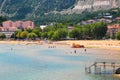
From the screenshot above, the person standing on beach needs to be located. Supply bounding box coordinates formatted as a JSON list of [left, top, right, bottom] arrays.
[[74, 50, 76, 53], [11, 48, 13, 51], [84, 49, 86, 52]]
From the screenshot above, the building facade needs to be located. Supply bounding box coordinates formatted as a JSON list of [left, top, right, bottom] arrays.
[[1, 20, 35, 31], [107, 24, 120, 38]]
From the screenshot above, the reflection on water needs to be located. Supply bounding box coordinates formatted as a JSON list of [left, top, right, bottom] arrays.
[[0, 44, 120, 80]]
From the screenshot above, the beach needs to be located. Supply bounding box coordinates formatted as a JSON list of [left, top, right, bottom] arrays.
[[56, 40, 120, 51], [0, 40, 119, 51]]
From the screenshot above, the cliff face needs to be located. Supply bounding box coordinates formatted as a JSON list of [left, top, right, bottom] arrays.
[[64, 0, 119, 14], [0, 0, 119, 20]]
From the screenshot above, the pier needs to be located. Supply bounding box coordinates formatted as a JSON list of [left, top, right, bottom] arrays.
[[85, 60, 120, 74]]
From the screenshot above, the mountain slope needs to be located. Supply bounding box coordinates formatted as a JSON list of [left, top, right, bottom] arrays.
[[0, 0, 120, 24], [0, 0, 76, 19], [56, 0, 120, 14]]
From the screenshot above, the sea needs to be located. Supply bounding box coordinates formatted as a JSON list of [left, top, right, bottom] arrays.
[[0, 43, 120, 80]]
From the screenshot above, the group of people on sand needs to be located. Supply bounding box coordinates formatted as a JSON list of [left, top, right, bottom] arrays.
[[66, 48, 87, 54], [48, 46, 56, 48], [74, 49, 86, 53]]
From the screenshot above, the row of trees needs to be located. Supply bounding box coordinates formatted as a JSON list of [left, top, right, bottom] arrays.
[[1, 22, 120, 40], [12, 23, 68, 40], [12, 28, 41, 40], [9, 22, 108, 40], [69, 22, 107, 40]]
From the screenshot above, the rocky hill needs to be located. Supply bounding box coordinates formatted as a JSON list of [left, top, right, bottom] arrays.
[[0, 0, 120, 24], [58, 0, 120, 14]]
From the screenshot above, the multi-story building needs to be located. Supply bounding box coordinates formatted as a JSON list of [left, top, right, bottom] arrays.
[[0, 20, 35, 38], [107, 24, 120, 38], [1, 20, 35, 31], [23, 21, 34, 29], [14, 21, 23, 28]]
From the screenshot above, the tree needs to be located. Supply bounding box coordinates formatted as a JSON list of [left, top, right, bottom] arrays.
[[0, 33, 6, 39], [116, 32, 120, 40], [57, 29, 68, 40], [48, 31, 54, 40], [51, 31, 59, 41], [54, 23, 67, 29], [82, 25, 92, 39], [69, 28, 78, 39], [41, 32, 48, 39], [91, 22, 107, 39], [27, 32, 38, 40], [20, 31, 28, 39], [69, 28, 82, 40], [26, 28, 33, 33], [32, 27, 42, 38], [16, 30, 22, 39], [43, 26, 55, 32]]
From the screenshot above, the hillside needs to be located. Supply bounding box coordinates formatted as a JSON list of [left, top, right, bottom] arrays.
[[57, 0, 120, 14], [0, 0, 120, 25], [0, 0, 76, 19]]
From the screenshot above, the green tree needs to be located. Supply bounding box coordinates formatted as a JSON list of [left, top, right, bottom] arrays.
[[20, 31, 28, 39], [26, 28, 33, 33], [82, 25, 92, 39], [91, 22, 107, 39], [41, 32, 48, 39], [116, 32, 120, 40], [0, 33, 6, 39], [57, 29, 68, 39], [48, 31, 54, 40], [69, 28, 78, 39], [43, 26, 55, 32], [54, 23, 67, 29], [52, 31, 59, 41], [69, 28, 82, 40], [16, 30, 22, 39], [27, 32, 38, 40], [32, 27, 42, 38]]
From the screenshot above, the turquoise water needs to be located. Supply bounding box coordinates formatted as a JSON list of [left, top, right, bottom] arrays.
[[0, 44, 120, 80]]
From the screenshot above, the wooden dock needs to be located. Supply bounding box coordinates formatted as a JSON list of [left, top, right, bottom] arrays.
[[85, 60, 120, 74]]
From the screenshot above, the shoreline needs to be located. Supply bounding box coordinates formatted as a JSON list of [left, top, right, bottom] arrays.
[[55, 40, 120, 51], [0, 40, 120, 51]]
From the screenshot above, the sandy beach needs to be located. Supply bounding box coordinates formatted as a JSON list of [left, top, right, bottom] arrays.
[[57, 40, 120, 51], [0, 40, 120, 51]]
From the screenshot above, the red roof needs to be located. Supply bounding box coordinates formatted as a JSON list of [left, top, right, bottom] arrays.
[[108, 24, 120, 29]]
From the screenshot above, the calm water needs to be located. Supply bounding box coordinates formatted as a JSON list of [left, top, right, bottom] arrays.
[[0, 43, 120, 80]]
